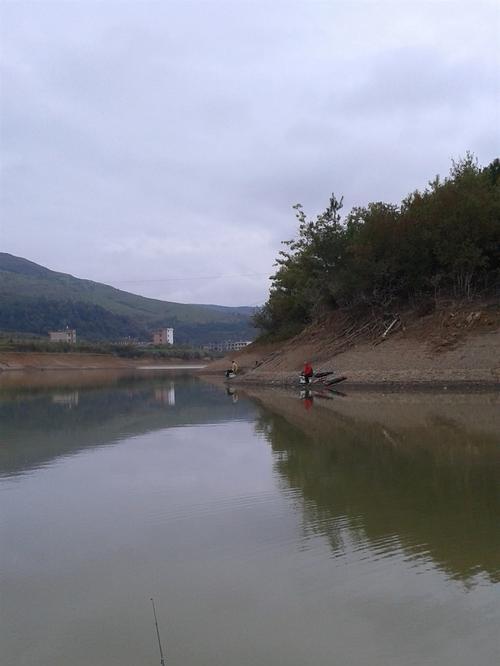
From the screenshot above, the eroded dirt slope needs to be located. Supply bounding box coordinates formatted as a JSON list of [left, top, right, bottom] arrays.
[[207, 301, 500, 384]]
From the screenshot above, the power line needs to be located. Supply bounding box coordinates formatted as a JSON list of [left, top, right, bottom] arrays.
[[111, 272, 271, 284]]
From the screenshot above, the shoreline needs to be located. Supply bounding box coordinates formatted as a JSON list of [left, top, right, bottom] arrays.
[[2, 330, 500, 393], [204, 373, 500, 393], [0, 351, 205, 372], [202, 307, 500, 391]]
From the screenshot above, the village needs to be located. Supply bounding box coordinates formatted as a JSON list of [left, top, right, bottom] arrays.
[[47, 326, 252, 353]]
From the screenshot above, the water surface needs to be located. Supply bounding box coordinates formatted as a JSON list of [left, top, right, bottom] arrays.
[[1, 373, 499, 665]]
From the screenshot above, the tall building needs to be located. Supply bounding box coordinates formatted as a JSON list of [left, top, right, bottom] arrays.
[[153, 328, 174, 345], [49, 329, 77, 343]]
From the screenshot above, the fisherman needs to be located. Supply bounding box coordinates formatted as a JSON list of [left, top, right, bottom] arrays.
[[225, 360, 239, 378], [302, 361, 314, 384]]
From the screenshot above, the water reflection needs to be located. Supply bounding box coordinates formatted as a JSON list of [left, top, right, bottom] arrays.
[[252, 389, 500, 584], [51, 391, 80, 407], [226, 386, 239, 403], [0, 373, 255, 479], [1, 374, 499, 666], [155, 382, 176, 406], [2, 374, 498, 586]]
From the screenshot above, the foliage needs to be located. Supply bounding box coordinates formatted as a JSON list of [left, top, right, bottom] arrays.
[[0, 297, 148, 341], [254, 154, 500, 337]]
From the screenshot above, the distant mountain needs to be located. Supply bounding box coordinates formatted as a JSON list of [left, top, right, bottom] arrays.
[[0, 253, 257, 345]]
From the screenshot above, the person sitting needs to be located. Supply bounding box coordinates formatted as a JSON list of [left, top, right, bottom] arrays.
[[225, 360, 239, 378], [301, 361, 314, 384]]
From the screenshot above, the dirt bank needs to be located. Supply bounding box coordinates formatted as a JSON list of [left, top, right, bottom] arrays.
[[0, 351, 204, 372], [205, 300, 500, 386]]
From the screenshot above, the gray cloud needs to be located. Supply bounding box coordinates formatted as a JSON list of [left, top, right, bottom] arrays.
[[1, 1, 499, 305]]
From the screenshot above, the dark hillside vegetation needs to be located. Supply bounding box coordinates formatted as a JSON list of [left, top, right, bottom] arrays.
[[0, 297, 149, 341], [254, 155, 500, 339]]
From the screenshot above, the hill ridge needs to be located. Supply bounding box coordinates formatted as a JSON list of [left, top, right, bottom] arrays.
[[0, 253, 256, 344]]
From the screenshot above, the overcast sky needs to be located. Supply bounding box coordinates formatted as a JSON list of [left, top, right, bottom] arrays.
[[1, 1, 499, 306]]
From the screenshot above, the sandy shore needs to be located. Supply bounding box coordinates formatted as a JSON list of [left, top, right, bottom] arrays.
[[203, 304, 500, 388]]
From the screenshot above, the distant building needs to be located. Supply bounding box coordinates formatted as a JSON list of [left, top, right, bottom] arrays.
[[203, 340, 252, 352], [153, 328, 174, 345], [225, 340, 252, 352], [49, 329, 76, 343], [116, 337, 139, 346], [202, 342, 224, 352]]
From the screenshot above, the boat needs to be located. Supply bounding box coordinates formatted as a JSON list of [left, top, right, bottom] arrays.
[[299, 370, 347, 387]]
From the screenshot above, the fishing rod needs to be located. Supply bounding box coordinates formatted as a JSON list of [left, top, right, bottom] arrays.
[[150, 597, 166, 666]]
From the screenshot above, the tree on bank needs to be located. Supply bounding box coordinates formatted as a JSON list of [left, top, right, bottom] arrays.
[[254, 154, 500, 338]]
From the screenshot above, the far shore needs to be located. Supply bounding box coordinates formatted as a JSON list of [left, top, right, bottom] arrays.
[[2, 312, 500, 393], [0, 351, 206, 372]]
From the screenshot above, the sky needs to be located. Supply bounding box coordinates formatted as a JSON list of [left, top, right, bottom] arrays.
[[1, 1, 499, 306]]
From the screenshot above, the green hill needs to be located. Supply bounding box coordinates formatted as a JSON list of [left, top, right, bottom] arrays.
[[0, 253, 256, 345]]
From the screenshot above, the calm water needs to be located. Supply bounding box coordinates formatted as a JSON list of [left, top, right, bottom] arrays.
[[1, 372, 499, 666]]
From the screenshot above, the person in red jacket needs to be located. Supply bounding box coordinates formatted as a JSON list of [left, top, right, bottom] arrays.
[[302, 361, 314, 384]]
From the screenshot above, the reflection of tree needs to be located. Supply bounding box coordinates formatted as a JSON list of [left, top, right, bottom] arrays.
[[255, 401, 500, 584]]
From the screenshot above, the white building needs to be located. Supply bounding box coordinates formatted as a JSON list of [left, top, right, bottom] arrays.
[[153, 328, 174, 345], [225, 340, 252, 351], [204, 340, 252, 352], [49, 329, 76, 343]]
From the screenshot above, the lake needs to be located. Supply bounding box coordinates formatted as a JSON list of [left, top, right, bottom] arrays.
[[1, 372, 499, 666]]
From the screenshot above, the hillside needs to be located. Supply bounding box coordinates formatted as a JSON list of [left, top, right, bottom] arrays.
[[210, 155, 500, 386], [207, 299, 500, 385], [0, 253, 256, 344]]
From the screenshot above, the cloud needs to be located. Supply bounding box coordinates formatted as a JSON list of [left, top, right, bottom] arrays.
[[1, 1, 499, 305]]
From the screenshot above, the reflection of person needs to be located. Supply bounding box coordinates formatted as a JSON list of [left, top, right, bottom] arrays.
[[302, 361, 314, 384], [225, 387, 239, 403], [303, 395, 313, 410]]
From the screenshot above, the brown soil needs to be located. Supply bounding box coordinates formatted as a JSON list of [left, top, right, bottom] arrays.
[[205, 300, 500, 385]]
